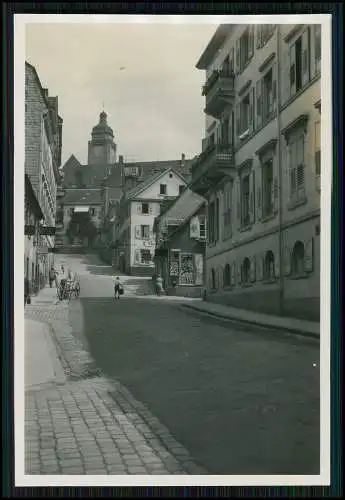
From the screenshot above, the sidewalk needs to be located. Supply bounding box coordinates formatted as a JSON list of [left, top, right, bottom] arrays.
[[182, 301, 320, 339], [24, 287, 206, 475], [25, 319, 65, 391]]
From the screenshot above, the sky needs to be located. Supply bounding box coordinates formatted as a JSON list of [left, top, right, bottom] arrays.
[[25, 20, 217, 166]]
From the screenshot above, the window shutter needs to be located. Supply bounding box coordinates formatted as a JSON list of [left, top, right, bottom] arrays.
[[249, 171, 255, 224], [149, 227, 154, 240], [257, 166, 262, 220], [304, 238, 314, 272], [272, 62, 277, 111], [256, 25, 262, 49], [237, 262, 242, 284], [256, 80, 262, 129], [219, 266, 224, 289], [273, 176, 279, 213], [301, 27, 310, 87], [250, 256, 256, 282], [231, 263, 236, 286], [135, 225, 141, 239], [134, 249, 140, 263], [137, 203, 142, 214], [236, 103, 241, 138], [274, 252, 280, 278], [236, 178, 241, 230], [229, 46, 234, 73], [215, 197, 220, 241], [249, 87, 255, 133], [249, 25, 255, 59], [190, 216, 200, 239], [258, 254, 264, 281], [148, 204, 153, 215], [283, 246, 292, 276], [289, 44, 296, 96], [235, 38, 241, 74]]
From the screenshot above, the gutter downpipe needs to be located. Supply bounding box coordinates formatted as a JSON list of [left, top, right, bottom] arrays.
[[276, 25, 284, 316]]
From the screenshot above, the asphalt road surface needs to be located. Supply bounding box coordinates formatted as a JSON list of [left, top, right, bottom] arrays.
[[66, 254, 320, 475]]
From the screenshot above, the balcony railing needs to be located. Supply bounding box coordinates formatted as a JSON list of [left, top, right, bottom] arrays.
[[202, 70, 235, 119], [192, 143, 235, 189]]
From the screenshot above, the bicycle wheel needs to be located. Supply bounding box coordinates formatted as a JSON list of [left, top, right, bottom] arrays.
[[75, 282, 80, 297]]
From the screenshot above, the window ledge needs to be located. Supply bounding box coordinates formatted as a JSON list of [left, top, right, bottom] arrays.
[[236, 112, 277, 152], [208, 241, 218, 248], [261, 213, 276, 223], [287, 196, 308, 211], [280, 74, 321, 113], [240, 224, 253, 233], [290, 273, 309, 280], [263, 278, 278, 285]]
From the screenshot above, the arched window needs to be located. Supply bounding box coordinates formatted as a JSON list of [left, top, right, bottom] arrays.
[[211, 268, 216, 289], [264, 251, 275, 280], [242, 258, 251, 284], [292, 241, 305, 276], [223, 264, 231, 287]]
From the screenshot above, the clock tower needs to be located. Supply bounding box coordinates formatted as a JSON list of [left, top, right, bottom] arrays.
[[87, 111, 117, 165]]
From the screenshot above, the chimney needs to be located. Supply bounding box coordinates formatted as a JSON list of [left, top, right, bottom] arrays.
[[181, 153, 186, 166]]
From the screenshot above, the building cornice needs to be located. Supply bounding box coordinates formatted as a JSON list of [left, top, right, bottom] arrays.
[[255, 138, 278, 159], [196, 25, 235, 70], [281, 114, 309, 141], [259, 52, 276, 73]]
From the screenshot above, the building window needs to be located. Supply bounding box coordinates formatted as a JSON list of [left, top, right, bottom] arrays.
[[240, 28, 251, 71], [223, 181, 233, 238], [160, 184, 167, 195], [141, 202, 149, 214], [262, 159, 274, 217], [223, 264, 231, 287], [140, 249, 151, 264], [179, 185, 185, 195], [315, 121, 321, 177], [289, 134, 305, 202], [290, 29, 310, 96], [90, 208, 95, 216], [262, 68, 274, 120], [292, 241, 305, 276], [314, 25, 321, 74], [241, 175, 250, 228], [240, 93, 250, 135], [198, 215, 207, 240], [242, 258, 251, 284], [211, 268, 216, 289], [208, 201, 215, 243], [264, 251, 275, 280], [141, 225, 150, 239]]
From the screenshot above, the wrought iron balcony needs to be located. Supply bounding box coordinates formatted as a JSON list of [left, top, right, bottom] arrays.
[[202, 70, 235, 119], [190, 143, 235, 196]]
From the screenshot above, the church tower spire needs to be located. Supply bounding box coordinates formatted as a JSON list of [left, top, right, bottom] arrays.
[[87, 111, 117, 165]]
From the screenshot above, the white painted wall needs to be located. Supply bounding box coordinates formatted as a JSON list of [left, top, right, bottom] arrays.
[[139, 171, 186, 200]]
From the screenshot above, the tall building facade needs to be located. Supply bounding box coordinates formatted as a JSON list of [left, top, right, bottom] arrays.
[[191, 24, 321, 321], [25, 61, 63, 288]]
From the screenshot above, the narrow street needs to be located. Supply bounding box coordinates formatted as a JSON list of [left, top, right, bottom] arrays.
[[56, 253, 321, 475]]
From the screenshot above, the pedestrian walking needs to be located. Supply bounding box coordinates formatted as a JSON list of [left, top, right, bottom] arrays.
[[24, 275, 30, 306], [114, 276, 123, 300], [49, 266, 57, 288]]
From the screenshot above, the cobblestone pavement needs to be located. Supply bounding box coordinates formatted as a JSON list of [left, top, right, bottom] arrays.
[[25, 301, 206, 475]]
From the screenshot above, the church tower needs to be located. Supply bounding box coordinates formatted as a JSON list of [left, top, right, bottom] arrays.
[[87, 111, 117, 165]]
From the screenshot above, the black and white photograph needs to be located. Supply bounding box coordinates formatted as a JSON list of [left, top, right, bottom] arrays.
[[15, 14, 331, 486]]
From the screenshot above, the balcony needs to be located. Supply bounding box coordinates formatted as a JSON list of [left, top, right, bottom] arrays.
[[202, 70, 235, 119], [191, 143, 235, 196]]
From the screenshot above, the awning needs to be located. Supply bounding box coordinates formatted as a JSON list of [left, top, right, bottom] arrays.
[[74, 206, 90, 213]]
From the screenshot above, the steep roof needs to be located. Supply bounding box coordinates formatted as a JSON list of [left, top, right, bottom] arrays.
[[155, 188, 205, 229], [125, 168, 188, 200], [62, 188, 102, 205], [196, 25, 235, 70]]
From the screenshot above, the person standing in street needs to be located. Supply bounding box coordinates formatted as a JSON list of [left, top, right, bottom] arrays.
[[113, 276, 123, 300], [24, 275, 30, 306], [49, 266, 57, 288]]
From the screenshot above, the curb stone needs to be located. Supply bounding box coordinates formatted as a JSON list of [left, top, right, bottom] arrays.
[[181, 303, 320, 340]]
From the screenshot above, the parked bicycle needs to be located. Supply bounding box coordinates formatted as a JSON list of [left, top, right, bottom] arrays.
[[57, 278, 80, 301]]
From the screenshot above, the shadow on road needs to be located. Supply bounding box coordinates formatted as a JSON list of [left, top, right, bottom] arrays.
[[84, 265, 116, 276]]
